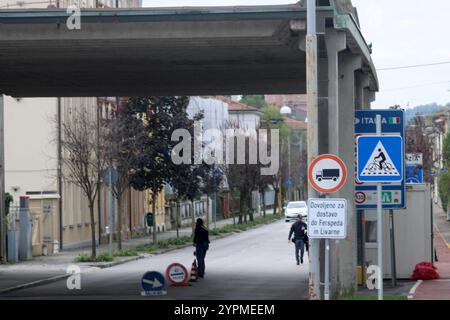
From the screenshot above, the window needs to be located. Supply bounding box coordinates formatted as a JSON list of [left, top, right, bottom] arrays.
[[287, 202, 307, 209]]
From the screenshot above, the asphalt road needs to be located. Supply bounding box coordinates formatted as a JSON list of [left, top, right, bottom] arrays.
[[1, 220, 309, 300]]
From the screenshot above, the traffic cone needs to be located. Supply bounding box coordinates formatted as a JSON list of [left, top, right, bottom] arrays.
[[190, 259, 198, 282]]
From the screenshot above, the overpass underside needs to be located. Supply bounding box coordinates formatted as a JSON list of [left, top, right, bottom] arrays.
[[0, 3, 378, 298], [0, 4, 377, 97]]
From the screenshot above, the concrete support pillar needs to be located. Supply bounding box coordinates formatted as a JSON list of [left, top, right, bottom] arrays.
[[330, 51, 362, 297], [325, 30, 347, 156], [355, 71, 370, 111], [364, 89, 376, 109], [0, 94, 5, 263]]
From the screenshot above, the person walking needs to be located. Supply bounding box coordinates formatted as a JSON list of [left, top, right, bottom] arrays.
[[193, 218, 210, 278], [288, 215, 308, 265]]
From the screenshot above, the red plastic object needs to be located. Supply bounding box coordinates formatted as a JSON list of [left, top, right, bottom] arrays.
[[410, 261, 440, 280]]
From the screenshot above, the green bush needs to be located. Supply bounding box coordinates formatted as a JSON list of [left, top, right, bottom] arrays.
[[113, 249, 138, 257], [75, 252, 113, 263], [438, 173, 450, 212], [135, 236, 193, 253]]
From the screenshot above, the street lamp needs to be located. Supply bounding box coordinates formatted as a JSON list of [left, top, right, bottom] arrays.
[[280, 105, 292, 116]]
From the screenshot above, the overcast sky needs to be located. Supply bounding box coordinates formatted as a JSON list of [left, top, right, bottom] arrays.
[[142, 0, 450, 109]]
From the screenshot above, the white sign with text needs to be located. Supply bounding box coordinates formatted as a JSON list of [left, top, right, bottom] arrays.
[[307, 199, 347, 239], [406, 153, 423, 166]]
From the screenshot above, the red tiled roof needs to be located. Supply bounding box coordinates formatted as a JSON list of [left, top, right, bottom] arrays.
[[215, 96, 260, 112], [284, 117, 307, 130]]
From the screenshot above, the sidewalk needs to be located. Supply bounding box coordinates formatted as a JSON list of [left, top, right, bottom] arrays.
[[411, 204, 450, 300], [0, 210, 275, 294]]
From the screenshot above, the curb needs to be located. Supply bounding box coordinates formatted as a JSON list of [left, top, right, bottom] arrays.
[[434, 223, 450, 250], [407, 280, 423, 300], [87, 255, 145, 269], [0, 274, 70, 296]]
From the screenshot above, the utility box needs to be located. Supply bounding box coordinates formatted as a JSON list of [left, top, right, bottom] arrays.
[[365, 184, 433, 279]]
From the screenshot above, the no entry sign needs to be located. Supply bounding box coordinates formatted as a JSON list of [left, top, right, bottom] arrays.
[[308, 154, 347, 194]]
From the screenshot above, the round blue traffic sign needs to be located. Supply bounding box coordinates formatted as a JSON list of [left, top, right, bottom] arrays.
[[141, 271, 165, 292]]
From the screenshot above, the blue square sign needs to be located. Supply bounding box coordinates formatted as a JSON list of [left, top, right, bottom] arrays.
[[357, 135, 404, 182]]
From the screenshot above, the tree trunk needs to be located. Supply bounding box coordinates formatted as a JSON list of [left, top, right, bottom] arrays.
[[89, 204, 97, 258], [206, 195, 210, 228], [117, 195, 123, 250], [152, 192, 157, 244], [248, 193, 254, 222], [128, 187, 132, 238], [238, 194, 244, 224], [273, 188, 278, 216], [262, 191, 266, 217], [176, 201, 180, 238], [191, 200, 195, 236]]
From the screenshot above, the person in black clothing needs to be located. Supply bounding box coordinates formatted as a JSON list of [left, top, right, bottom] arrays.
[[193, 218, 210, 278], [288, 215, 308, 265]]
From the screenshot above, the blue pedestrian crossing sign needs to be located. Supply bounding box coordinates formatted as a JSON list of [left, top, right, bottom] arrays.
[[357, 135, 404, 182]]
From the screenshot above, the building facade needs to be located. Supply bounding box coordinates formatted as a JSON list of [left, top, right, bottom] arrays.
[[2, 0, 143, 255]]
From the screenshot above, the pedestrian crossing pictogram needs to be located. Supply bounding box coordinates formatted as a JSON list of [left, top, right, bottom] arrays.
[[357, 135, 403, 183], [360, 141, 400, 177]]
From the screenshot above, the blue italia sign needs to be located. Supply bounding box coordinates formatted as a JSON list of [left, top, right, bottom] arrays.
[[355, 110, 406, 209]]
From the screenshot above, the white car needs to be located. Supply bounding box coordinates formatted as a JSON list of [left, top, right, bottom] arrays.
[[284, 201, 308, 222]]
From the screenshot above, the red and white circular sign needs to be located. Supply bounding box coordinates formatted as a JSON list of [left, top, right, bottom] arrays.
[[308, 154, 347, 193], [355, 191, 366, 204], [166, 263, 189, 285]]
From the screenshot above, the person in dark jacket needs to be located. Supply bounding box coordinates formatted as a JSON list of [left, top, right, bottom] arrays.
[[193, 218, 210, 278], [288, 215, 308, 265]]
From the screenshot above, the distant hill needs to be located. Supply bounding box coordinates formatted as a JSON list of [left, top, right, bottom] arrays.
[[405, 102, 450, 123]]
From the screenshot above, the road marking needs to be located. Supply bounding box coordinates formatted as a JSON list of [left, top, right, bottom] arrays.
[[434, 223, 450, 249], [407, 280, 423, 300]]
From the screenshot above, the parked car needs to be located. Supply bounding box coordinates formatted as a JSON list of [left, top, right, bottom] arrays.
[[284, 201, 308, 222]]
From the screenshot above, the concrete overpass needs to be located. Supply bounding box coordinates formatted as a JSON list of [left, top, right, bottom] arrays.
[[0, 3, 376, 96], [0, 1, 378, 298]]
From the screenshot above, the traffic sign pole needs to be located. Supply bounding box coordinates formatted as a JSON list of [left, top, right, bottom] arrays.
[[376, 115, 383, 300], [108, 169, 113, 255], [389, 210, 397, 287], [324, 238, 330, 300], [306, 0, 320, 301]]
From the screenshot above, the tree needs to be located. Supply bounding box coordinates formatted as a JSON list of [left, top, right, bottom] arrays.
[[103, 100, 146, 250], [443, 132, 450, 169], [259, 107, 290, 214], [405, 115, 434, 183], [5, 193, 13, 216], [222, 122, 261, 223], [60, 108, 107, 258], [169, 108, 206, 235], [439, 132, 450, 212], [438, 173, 450, 212], [200, 164, 223, 227], [240, 95, 268, 110], [128, 97, 183, 244], [289, 129, 307, 200], [170, 164, 205, 235]]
